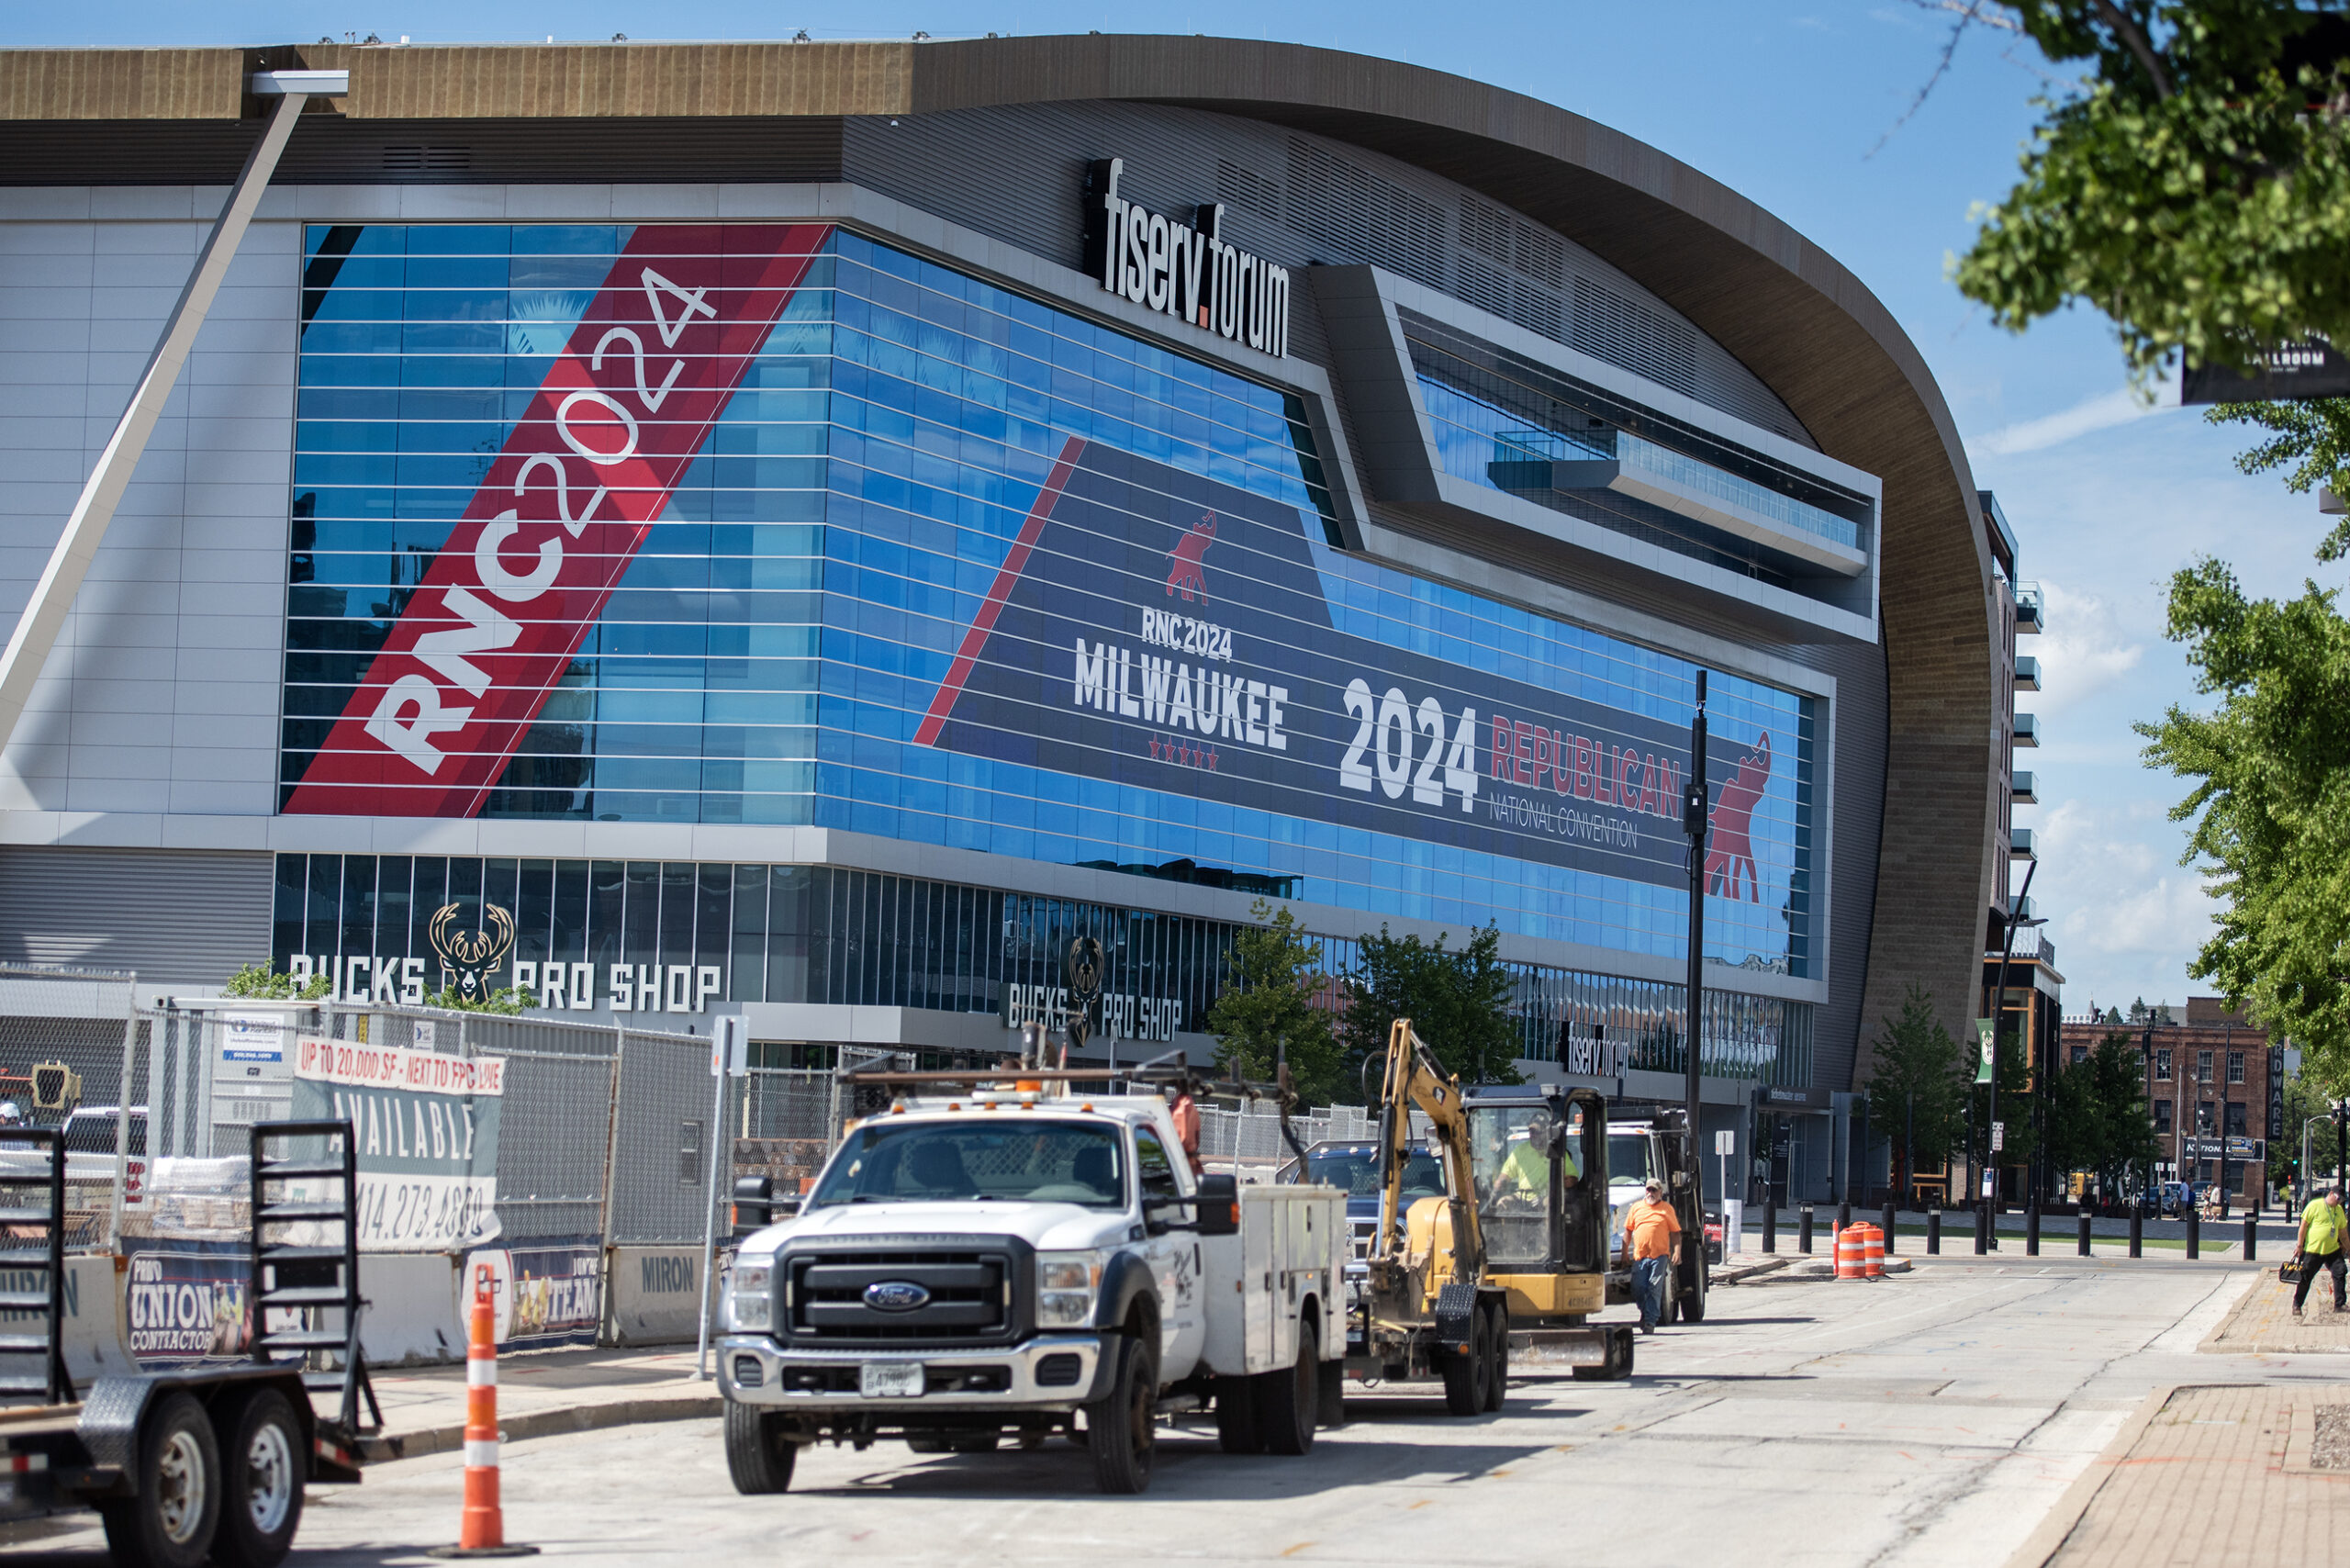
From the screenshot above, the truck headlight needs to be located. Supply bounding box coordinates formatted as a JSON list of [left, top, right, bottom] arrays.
[[729, 1261, 773, 1331], [1035, 1250, 1103, 1328]]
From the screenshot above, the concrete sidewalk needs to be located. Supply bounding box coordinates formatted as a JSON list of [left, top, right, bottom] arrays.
[[339, 1345, 719, 1462], [2006, 1380, 2350, 1568]]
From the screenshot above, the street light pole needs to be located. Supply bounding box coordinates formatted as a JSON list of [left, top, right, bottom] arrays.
[[1986, 858, 2039, 1215], [1681, 670, 1709, 1194]]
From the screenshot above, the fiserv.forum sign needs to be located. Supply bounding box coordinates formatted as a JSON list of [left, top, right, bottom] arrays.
[[1084, 159, 1292, 359]]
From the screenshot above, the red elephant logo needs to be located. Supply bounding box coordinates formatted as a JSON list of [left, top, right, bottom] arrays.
[[1704, 732, 1771, 902], [1166, 512, 1216, 603]]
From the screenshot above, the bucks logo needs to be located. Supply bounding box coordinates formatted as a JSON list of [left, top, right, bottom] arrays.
[[428, 902, 515, 1004]]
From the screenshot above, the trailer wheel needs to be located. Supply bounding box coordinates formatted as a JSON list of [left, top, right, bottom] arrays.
[[1259, 1323, 1318, 1456], [1442, 1310, 1491, 1417], [99, 1391, 220, 1568], [1085, 1335, 1158, 1495], [1214, 1375, 1263, 1454], [1481, 1302, 1508, 1413], [212, 1388, 304, 1568], [722, 1401, 798, 1495]]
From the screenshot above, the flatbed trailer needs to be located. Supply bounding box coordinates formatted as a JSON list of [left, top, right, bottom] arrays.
[[0, 1120, 375, 1567]]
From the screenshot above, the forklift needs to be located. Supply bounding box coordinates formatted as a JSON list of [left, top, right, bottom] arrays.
[[0, 1118, 374, 1567]]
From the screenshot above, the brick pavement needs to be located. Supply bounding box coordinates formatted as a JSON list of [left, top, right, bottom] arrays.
[[2009, 1383, 2350, 1568], [2200, 1267, 2350, 1355]]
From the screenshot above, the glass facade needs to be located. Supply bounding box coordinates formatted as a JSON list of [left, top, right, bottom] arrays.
[[281, 223, 1818, 977], [272, 852, 1811, 1087], [1403, 308, 1872, 579]]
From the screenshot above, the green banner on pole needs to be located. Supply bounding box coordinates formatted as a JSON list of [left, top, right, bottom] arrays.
[[1974, 1017, 1996, 1084]]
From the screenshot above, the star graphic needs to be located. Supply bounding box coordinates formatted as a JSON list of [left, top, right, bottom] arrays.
[[1206, 749, 1219, 770], [1149, 735, 1161, 760]]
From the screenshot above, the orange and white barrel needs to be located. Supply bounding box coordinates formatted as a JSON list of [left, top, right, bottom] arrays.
[[1835, 1225, 1866, 1280], [1862, 1223, 1885, 1278]]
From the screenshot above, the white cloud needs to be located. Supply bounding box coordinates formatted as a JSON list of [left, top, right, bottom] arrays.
[[1972, 386, 2179, 457], [2029, 580, 2143, 714], [2028, 797, 2218, 1010]]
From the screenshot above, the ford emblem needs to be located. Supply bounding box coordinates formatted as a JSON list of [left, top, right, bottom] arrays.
[[864, 1280, 931, 1313]]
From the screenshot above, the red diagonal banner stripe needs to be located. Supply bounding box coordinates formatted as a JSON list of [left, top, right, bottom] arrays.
[[285, 223, 832, 819]]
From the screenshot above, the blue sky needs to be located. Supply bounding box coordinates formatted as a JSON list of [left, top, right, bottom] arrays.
[[16, 1, 2327, 1020]]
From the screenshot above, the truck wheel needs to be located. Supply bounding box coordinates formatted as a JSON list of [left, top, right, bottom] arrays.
[[99, 1392, 220, 1568], [211, 1388, 304, 1568], [1677, 1258, 1708, 1323], [1442, 1311, 1491, 1417], [1481, 1303, 1508, 1412], [1215, 1375, 1263, 1454], [1086, 1335, 1158, 1495], [1259, 1323, 1318, 1456], [723, 1401, 798, 1495]]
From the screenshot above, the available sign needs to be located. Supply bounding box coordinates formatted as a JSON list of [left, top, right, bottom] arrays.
[[291, 1037, 505, 1251]]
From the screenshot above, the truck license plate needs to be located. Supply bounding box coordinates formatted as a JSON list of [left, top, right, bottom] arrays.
[[860, 1362, 924, 1398]]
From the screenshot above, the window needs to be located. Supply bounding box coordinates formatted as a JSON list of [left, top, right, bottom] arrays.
[[1135, 1126, 1181, 1200], [2154, 1100, 2172, 1132], [2154, 1048, 2172, 1081], [2069, 1045, 2087, 1066], [2225, 1103, 2248, 1137], [2197, 1051, 2213, 1082], [2227, 1050, 2245, 1084]]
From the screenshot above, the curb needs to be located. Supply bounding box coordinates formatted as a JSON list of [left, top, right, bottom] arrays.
[[1998, 1382, 2210, 1568], [1716, 1257, 1787, 1285], [357, 1392, 722, 1463]]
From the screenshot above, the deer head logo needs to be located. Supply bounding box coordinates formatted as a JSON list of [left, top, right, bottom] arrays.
[[427, 902, 516, 1004]]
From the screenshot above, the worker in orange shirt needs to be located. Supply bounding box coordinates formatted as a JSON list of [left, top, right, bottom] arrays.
[[1621, 1178, 1682, 1335]]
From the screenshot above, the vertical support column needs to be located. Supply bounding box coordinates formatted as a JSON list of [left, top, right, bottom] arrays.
[[0, 92, 310, 756]]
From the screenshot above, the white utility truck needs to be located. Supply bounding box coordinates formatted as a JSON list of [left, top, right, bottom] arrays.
[[716, 1071, 1346, 1494]]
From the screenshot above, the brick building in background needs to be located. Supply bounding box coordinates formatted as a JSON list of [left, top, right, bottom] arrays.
[[2081, 998, 2283, 1205]]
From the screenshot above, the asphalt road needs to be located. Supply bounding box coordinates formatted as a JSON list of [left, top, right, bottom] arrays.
[[6, 1254, 2327, 1567]]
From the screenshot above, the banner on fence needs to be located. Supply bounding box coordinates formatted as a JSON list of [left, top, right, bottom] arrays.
[[466, 1238, 602, 1350], [292, 1036, 505, 1251], [125, 1240, 254, 1366]]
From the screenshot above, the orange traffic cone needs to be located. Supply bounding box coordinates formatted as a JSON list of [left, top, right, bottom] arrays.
[[429, 1268, 537, 1559]]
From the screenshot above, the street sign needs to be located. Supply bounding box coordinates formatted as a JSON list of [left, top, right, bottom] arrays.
[[1991, 1122, 2006, 1153], [1715, 1130, 1735, 1157], [709, 1014, 748, 1079]]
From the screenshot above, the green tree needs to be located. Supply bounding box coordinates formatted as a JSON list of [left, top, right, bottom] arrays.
[[1946, 3, 2350, 381], [2137, 559, 2350, 1089], [2088, 1031, 2164, 1198], [1338, 924, 1521, 1090], [221, 961, 330, 1001], [2275, 1070, 2346, 1189], [2207, 398, 2350, 559], [419, 983, 534, 1015], [1204, 902, 1344, 1104], [1863, 986, 1967, 1195]]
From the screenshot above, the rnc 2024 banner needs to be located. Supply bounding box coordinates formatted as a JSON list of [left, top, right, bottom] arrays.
[[912, 436, 1784, 900]]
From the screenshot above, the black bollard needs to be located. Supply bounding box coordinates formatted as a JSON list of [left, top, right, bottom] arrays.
[[2129, 1203, 2143, 1258], [1837, 1201, 1852, 1238], [2186, 1207, 2199, 1260], [1882, 1201, 1897, 1256], [1762, 1198, 1777, 1253], [1974, 1204, 1989, 1255], [2244, 1214, 2257, 1262], [2078, 1211, 2092, 1257], [1927, 1208, 1942, 1255], [1799, 1204, 1815, 1255], [2026, 1204, 2041, 1256]]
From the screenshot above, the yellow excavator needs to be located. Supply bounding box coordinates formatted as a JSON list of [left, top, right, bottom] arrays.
[[1344, 1018, 1632, 1412]]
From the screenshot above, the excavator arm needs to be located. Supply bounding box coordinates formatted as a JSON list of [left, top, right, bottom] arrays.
[[1372, 1017, 1483, 1283]]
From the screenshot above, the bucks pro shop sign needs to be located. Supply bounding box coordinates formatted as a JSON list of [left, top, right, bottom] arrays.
[[292, 1037, 505, 1251]]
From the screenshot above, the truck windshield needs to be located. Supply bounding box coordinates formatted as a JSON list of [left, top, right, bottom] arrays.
[[807, 1122, 1126, 1209], [1304, 1149, 1446, 1199], [1607, 1134, 1652, 1190]]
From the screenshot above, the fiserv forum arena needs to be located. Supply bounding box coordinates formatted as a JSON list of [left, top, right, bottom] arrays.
[[0, 37, 2011, 1201]]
